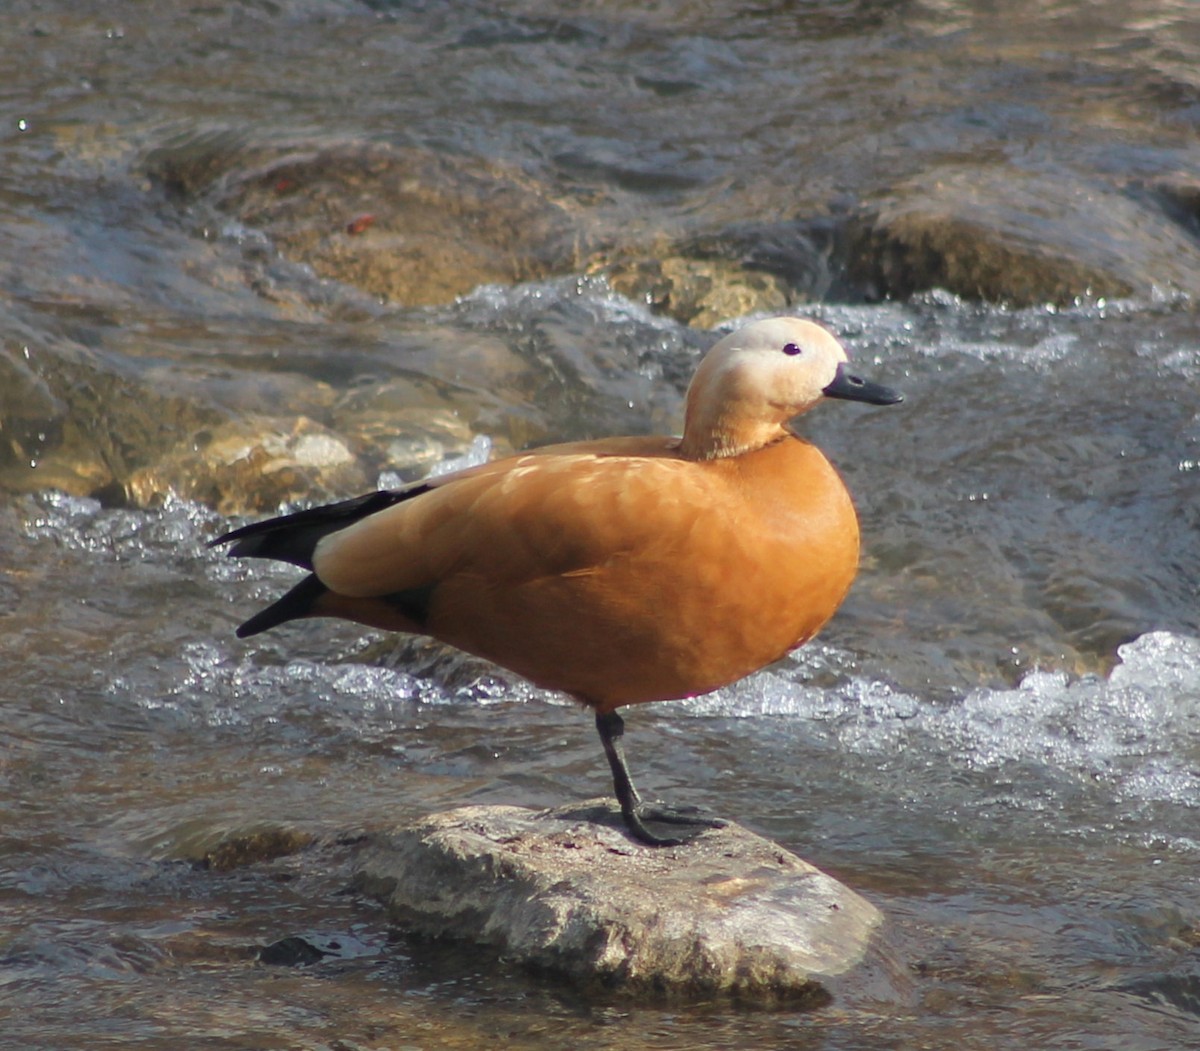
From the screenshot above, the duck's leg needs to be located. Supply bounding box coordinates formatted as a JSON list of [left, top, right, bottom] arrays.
[[594, 710, 726, 847]]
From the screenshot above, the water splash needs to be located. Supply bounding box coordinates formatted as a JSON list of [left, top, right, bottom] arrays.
[[678, 632, 1200, 835]]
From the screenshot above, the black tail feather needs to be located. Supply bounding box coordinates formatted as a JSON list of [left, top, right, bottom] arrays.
[[236, 574, 328, 638], [209, 485, 431, 569]]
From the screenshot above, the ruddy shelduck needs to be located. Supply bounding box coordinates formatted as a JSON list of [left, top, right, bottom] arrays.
[[210, 317, 902, 845]]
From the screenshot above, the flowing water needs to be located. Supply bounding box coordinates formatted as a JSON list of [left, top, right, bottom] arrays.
[[3, 2, 1200, 1049]]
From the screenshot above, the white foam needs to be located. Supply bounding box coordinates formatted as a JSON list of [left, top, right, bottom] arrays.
[[426, 433, 493, 478], [681, 632, 1200, 811], [148, 640, 431, 729]]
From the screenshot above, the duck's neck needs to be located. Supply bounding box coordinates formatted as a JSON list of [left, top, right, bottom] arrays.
[[678, 415, 790, 461]]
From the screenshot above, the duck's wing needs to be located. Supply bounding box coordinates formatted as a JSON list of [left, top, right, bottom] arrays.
[[310, 438, 683, 600], [207, 486, 435, 568], [210, 435, 680, 639]]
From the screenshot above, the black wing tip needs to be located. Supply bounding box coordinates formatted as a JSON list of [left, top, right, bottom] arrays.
[[205, 531, 270, 562], [206, 519, 271, 551], [233, 574, 328, 638], [235, 614, 277, 638], [206, 486, 428, 557]]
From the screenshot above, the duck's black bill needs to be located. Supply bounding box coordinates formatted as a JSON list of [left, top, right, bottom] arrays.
[[823, 363, 903, 406]]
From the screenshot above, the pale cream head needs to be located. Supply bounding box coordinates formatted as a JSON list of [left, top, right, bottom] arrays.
[[679, 317, 851, 460]]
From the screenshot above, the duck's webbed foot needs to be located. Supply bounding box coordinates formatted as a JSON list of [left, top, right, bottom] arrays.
[[627, 802, 727, 847], [594, 710, 727, 848]]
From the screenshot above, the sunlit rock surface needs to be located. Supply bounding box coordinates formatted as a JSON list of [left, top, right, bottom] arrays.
[[602, 254, 794, 328], [355, 801, 905, 1004], [145, 137, 587, 307]]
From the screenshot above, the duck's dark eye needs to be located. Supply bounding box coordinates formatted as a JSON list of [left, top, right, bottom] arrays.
[[782, 342, 802, 356]]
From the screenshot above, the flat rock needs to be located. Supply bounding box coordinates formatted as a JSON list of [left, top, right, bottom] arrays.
[[354, 801, 907, 1005]]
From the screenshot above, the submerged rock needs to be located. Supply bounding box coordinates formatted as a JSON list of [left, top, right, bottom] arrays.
[[354, 801, 905, 1005], [258, 934, 330, 967], [147, 136, 586, 307], [0, 336, 226, 502], [123, 416, 369, 514], [844, 165, 1200, 305], [164, 822, 315, 872]]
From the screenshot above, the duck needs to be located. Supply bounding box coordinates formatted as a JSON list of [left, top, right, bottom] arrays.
[[209, 316, 902, 845]]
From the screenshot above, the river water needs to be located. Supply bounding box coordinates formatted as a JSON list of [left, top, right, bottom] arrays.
[[3, 2, 1200, 1049]]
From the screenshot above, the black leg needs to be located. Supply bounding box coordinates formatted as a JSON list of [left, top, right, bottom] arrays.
[[594, 710, 725, 847]]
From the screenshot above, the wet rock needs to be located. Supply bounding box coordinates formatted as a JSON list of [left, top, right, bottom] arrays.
[[354, 801, 904, 1004], [603, 254, 793, 327], [259, 934, 330, 967], [0, 343, 70, 487], [123, 416, 368, 514], [2, 438, 116, 500], [0, 336, 225, 501], [843, 166, 1200, 305], [257, 930, 380, 968], [197, 824, 315, 873], [598, 219, 848, 325], [145, 134, 839, 327], [147, 135, 586, 307], [1137, 173, 1200, 240], [327, 334, 521, 475], [338, 402, 478, 481], [1117, 970, 1200, 1017]]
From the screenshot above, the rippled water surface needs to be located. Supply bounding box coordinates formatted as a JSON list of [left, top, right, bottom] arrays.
[[3, 2, 1200, 1049]]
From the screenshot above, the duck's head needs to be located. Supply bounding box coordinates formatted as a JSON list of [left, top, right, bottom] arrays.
[[680, 316, 902, 460]]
